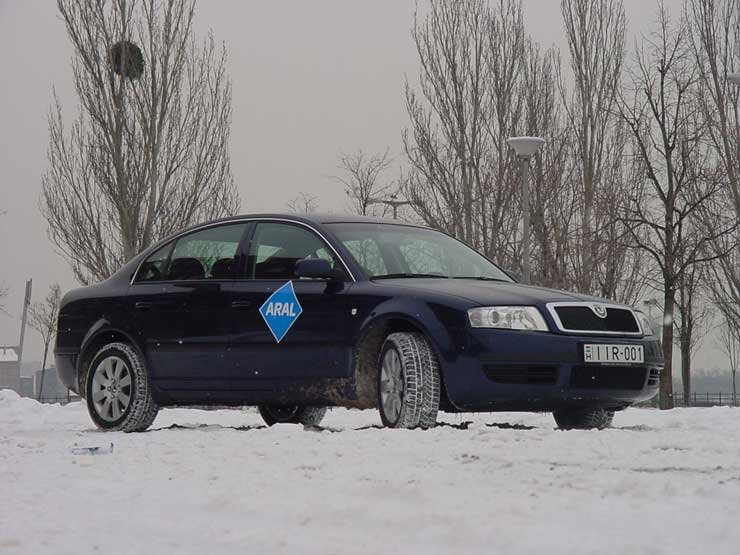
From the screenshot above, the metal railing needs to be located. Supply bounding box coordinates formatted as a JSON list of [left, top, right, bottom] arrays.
[[671, 392, 737, 407]]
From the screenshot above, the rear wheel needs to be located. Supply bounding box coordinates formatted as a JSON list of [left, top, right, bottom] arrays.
[[553, 408, 614, 430], [85, 342, 159, 432], [258, 405, 327, 426], [378, 332, 440, 429]]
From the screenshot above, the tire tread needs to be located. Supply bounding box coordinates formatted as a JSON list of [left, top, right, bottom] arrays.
[[380, 332, 440, 429], [86, 342, 159, 433]]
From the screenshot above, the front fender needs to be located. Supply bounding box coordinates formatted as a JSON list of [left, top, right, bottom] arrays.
[[355, 297, 455, 357], [349, 296, 471, 409]]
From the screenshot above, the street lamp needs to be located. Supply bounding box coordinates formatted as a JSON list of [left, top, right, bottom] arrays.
[[642, 298, 660, 320], [728, 72, 740, 85], [368, 193, 412, 219], [507, 136, 546, 285]]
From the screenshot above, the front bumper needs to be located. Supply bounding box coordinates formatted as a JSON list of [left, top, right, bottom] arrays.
[[442, 329, 662, 412]]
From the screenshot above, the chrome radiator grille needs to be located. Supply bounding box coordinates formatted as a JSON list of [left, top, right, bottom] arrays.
[[546, 302, 642, 336]]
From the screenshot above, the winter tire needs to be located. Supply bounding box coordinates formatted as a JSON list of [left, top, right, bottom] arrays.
[[85, 342, 159, 432], [378, 332, 440, 429], [258, 405, 327, 426], [553, 408, 614, 430]]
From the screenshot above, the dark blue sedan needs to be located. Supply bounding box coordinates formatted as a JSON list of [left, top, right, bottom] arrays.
[[54, 213, 662, 432]]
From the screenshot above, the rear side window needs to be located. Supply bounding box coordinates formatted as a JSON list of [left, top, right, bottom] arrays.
[[135, 223, 247, 282]]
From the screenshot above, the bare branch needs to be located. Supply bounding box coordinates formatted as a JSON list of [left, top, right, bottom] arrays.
[[43, 0, 239, 285]]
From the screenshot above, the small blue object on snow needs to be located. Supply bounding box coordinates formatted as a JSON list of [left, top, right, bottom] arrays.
[[71, 442, 114, 455], [259, 281, 303, 343]]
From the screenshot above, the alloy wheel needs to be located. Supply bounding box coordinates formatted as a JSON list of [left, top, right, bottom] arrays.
[[91, 356, 132, 422], [380, 347, 404, 423]]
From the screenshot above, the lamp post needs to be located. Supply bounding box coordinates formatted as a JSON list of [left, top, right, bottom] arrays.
[[368, 194, 412, 219], [507, 137, 546, 285], [642, 298, 660, 320]]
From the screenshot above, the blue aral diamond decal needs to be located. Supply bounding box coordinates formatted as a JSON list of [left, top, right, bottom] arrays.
[[259, 281, 303, 343]]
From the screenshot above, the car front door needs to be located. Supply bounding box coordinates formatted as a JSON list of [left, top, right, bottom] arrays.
[[128, 222, 249, 391], [227, 221, 352, 390]]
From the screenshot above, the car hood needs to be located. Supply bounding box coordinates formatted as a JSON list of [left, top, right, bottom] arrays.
[[373, 278, 613, 307]]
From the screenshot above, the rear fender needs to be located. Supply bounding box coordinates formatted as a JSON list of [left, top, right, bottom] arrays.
[[76, 320, 144, 391]]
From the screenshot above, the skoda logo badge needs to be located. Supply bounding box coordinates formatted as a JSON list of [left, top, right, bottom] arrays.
[[591, 304, 608, 319]]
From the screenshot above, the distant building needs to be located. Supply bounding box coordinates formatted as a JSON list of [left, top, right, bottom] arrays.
[[0, 346, 20, 392]]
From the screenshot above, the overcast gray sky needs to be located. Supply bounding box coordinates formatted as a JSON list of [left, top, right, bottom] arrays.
[[0, 0, 725, 371]]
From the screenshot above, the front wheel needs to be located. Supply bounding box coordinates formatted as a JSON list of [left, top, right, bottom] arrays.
[[258, 405, 327, 426], [378, 332, 440, 429], [553, 408, 614, 430]]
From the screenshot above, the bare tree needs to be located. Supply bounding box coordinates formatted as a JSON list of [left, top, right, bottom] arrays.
[[28, 284, 62, 402], [42, 0, 239, 285], [559, 0, 631, 296], [617, 3, 730, 408], [687, 0, 740, 215], [403, 0, 525, 270], [717, 316, 740, 406], [686, 0, 740, 332], [0, 284, 8, 312], [521, 40, 576, 289], [286, 193, 319, 214], [674, 263, 712, 405], [336, 149, 394, 216]]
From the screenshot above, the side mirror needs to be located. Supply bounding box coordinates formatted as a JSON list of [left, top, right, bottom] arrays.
[[295, 258, 335, 279]]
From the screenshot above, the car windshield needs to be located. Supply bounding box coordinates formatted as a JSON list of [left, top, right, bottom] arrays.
[[327, 223, 513, 282]]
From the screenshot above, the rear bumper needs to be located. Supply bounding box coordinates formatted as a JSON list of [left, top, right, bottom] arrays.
[[441, 329, 662, 412], [54, 350, 79, 395]]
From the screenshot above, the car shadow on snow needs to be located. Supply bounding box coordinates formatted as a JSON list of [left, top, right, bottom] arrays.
[[147, 423, 268, 432], [351, 421, 537, 431]]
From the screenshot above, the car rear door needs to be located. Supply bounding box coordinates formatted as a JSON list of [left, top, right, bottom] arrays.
[[226, 221, 353, 390], [128, 222, 249, 391]]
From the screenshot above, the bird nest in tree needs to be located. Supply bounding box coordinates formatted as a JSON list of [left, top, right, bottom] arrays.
[[108, 41, 144, 79]]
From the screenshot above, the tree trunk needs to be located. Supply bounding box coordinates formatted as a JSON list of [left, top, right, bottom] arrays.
[[733, 371, 737, 407], [660, 284, 675, 410], [681, 337, 691, 407], [580, 171, 593, 294], [37, 341, 49, 402]]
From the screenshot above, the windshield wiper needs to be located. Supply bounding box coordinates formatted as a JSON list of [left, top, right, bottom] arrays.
[[372, 273, 450, 280], [452, 276, 508, 282]]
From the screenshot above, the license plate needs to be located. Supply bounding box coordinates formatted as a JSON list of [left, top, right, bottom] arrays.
[[583, 344, 644, 364]]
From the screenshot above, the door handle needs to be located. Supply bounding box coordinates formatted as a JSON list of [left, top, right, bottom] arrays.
[[231, 300, 252, 309], [134, 301, 153, 310]]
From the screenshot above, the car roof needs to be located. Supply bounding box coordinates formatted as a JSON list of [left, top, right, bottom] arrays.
[[215, 212, 427, 228]]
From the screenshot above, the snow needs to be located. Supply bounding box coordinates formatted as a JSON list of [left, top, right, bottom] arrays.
[[2, 389, 740, 555]]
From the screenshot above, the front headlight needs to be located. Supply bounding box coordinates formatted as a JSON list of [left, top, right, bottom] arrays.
[[634, 310, 656, 336], [468, 306, 549, 332]]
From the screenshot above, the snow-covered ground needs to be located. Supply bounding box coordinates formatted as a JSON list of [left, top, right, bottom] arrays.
[[2, 390, 740, 555]]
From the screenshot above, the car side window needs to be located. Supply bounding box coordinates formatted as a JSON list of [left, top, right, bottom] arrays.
[[135, 223, 247, 282], [136, 243, 173, 282], [247, 222, 344, 280]]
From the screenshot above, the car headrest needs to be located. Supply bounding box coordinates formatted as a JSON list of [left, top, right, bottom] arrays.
[[168, 257, 205, 280], [210, 257, 236, 279]]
